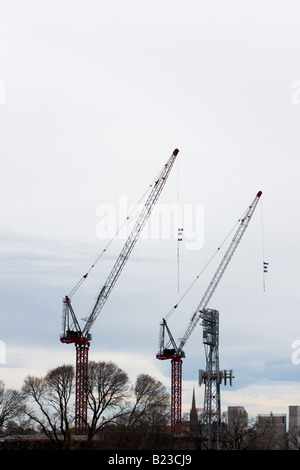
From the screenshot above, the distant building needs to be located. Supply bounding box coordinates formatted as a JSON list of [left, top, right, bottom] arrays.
[[288, 406, 300, 449], [227, 406, 248, 429], [256, 412, 287, 450], [289, 406, 300, 429], [258, 412, 286, 429]]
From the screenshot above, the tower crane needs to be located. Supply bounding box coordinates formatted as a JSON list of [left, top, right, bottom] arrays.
[[157, 190, 262, 435], [61, 148, 179, 435]]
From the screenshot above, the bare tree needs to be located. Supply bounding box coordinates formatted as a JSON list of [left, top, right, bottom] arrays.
[[113, 373, 170, 449], [224, 412, 273, 450], [22, 365, 74, 449], [249, 417, 287, 450], [0, 380, 26, 437], [16, 364, 170, 450], [224, 411, 250, 450], [126, 373, 169, 428], [288, 428, 300, 450], [86, 360, 129, 441]]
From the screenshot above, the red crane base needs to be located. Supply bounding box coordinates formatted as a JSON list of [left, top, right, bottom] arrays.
[[75, 339, 90, 435], [171, 357, 182, 435]]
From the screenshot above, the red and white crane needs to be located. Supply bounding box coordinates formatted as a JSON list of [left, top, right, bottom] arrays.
[[61, 148, 179, 435], [157, 190, 262, 435]]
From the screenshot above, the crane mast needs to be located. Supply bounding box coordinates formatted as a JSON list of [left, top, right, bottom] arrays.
[[157, 190, 262, 435], [61, 148, 179, 435]]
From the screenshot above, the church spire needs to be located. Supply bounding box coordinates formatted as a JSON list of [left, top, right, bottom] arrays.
[[190, 387, 198, 424]]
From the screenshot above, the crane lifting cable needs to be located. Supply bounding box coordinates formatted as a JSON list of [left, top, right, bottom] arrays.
[[176, 154, 182, 294], [158, 190, 263, 354], [261, 199, 269, 292], [164, 214, 242, 322]]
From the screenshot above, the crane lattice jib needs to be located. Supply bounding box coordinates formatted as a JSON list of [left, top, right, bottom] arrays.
[[82, 149, 179, 337], [177, 190, 262, 353]]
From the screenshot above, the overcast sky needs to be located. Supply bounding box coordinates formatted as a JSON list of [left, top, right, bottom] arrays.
[[1, 0, 300, 421]]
